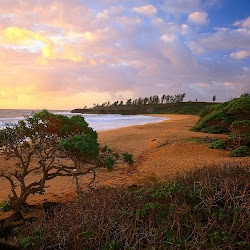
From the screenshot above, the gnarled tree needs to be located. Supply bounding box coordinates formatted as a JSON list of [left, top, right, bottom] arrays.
[[0, 110, 133, 211]]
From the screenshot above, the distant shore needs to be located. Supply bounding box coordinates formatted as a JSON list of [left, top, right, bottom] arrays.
[[1, 114, 249, 218]]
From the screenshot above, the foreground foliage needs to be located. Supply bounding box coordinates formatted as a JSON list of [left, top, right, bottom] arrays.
[[0, 110, 133, 211], [9, 162, 250, 249]]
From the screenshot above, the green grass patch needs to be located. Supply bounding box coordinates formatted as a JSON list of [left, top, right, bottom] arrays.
[[229, 146, 249, 157]]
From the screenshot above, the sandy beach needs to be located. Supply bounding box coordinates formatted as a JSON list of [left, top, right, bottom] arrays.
[[0, 114, 249, 217]]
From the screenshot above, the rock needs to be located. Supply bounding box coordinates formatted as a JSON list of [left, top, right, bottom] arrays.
[[204, 136, 213, 143], [129, 184, 138, 188]]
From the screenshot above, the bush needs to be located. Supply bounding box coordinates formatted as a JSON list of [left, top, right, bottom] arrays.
[[191, 110, 233, 133], [122, 153, 135, 166], [201, 125, 227, 134], [209, 140, 226, 149], [191, 97, 250, 134], [230, 120, 250, 148], [0, 200, 11, 212], [198, 102, 227, 118], [224, 97, 250, 120], [230, 146, 249, 157]]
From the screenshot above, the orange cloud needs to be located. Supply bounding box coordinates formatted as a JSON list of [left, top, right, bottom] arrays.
[[0, 26, 82, 64]]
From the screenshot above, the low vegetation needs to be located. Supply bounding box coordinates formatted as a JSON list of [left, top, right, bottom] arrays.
[[191, 97, 250, 134], [191, 97, 250, 157], [2, 162, 249, 249]]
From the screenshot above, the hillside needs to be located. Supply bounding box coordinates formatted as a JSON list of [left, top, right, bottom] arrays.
[[191, 97, 250, 157], [191, 97, 250, 134], [72, 102, 215, 116]]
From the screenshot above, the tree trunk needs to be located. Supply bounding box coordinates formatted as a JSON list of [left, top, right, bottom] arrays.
[[10, 197, 29, 211]]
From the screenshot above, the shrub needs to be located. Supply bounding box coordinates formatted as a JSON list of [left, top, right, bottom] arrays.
[[230, 120, 250, 148], [201, 125, 227, 134], [122, 153, 135, 166], [198, 102, 227, 118], [192, 97, 250, 134], [230, 146, 249, 157], [0, 200, 11, 212], [191, 110, 233, 133], [224, 97, 250, 120], [209, 140, 226, 149]]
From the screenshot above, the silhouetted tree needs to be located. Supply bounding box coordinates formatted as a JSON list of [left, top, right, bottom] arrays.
[[240, 93, 250, 98], [126, 99, 132, 105], [143, 97, 149, 105], [161, 94, 166, 104]]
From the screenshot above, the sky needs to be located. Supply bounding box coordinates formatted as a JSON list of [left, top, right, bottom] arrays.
[[0, 0, 250, 109]]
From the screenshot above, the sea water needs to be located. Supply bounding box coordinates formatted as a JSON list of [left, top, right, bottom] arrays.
[[0, 109, 168, 131]]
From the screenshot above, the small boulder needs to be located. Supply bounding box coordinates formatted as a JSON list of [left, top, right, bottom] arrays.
[[204, 136, 213, 143]]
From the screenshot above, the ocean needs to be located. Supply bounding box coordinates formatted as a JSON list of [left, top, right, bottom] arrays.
[[0, 109, 168, 131]]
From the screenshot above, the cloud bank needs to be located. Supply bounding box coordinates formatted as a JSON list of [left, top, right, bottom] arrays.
[[0, 0, 249, 109]]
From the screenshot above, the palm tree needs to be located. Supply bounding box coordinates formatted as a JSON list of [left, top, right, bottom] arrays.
[[161, 94, 166, 104]]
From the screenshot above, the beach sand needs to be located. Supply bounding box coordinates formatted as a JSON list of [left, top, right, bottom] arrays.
[[0, 114, 249, 218]]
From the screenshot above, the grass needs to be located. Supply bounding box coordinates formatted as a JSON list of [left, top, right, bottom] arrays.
[[7, 162, 249, 249], [184, 138, 206, 144]]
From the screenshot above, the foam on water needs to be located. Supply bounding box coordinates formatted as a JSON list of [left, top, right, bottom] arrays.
[[0, 110, 169, 131]]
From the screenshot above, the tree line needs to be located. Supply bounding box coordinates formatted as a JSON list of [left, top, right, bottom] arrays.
[[93, 93, 186, 108]]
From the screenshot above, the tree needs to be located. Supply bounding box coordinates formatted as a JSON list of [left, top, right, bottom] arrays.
[[143, 97, 149, 105], [213, 95, 216, 102], [0, 110, 133, 211], [240, 92, 250, 98], [112, 101, 119, 106], [161, 94, 166, 104], [126, 99, 132, 105]]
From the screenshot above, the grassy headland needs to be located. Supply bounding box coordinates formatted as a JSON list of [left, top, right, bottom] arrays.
[[72, 102, 215, 116]]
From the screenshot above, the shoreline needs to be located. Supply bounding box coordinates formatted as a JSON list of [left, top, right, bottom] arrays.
[[1, 114, 249, 218], [0, 113, 169, 131], [96, 114, 170, 132]]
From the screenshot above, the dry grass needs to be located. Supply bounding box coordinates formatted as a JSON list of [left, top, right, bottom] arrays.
[[12, 162, 249, 249]]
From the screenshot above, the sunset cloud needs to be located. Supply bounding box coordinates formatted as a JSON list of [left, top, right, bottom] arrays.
[[230, 50, 250, 60], [0, 0, 249, 109], [0, 26, 82, 64]]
